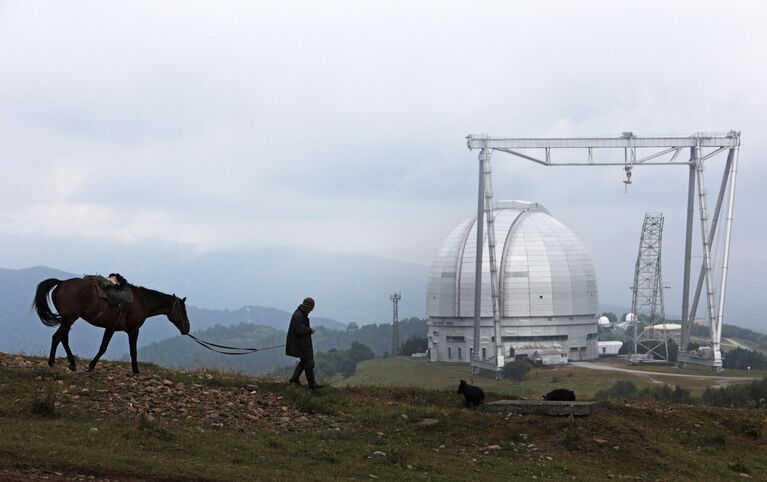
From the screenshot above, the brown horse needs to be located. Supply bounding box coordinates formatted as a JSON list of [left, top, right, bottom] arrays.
[[33, 277, 190, 374]]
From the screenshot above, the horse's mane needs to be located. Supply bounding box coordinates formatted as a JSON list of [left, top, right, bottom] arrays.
[[132, 285, 174, 305]]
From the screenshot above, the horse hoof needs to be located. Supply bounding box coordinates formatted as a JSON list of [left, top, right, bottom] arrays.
[[68, 364, 77, 372], [48, 361, 54, 368]]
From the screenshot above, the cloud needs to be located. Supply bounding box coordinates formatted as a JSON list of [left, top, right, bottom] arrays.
[[0, 0, 765, 324]]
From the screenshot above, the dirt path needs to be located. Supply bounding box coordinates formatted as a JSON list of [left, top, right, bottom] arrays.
[[725, 337, 747, 349], [572, 361, 753, 381]]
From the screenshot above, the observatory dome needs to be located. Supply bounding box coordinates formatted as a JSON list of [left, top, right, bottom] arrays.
[[426, 201, 600, 363], [598, 316, 611, 326]]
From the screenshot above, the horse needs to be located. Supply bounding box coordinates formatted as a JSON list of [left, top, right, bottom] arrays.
[[33, 277, 190, 374]]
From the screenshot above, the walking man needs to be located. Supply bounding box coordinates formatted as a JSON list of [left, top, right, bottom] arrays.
[[286, 297, 322, 389]]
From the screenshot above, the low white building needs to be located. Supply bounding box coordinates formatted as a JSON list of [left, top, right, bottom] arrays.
[[597, 340, 623, 356], [511, 343, 569, 365]]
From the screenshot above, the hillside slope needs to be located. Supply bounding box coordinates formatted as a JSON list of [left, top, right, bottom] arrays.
[[341, 357, 765, 399], [2, 352, 766, 481]]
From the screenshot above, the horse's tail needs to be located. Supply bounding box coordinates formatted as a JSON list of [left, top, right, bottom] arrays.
[[33, 278, 62, 327]]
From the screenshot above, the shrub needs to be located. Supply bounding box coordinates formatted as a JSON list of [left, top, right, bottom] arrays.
[[313, 342, 377, 379], [594, 380, 638, 400], [723, 347, 767, 370], [502, 359, 531, 381], [644, 384, 693, 404], [400, 336, 428, 356], [348, 342, 375, 363]]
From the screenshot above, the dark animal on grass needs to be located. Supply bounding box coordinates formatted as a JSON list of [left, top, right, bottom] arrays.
[[543, 388, 576, 401], [33, 277, 190, 374], [457, 379, 485, 407]]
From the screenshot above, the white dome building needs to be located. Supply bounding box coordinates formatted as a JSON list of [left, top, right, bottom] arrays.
[[426, 201, 599, 364]]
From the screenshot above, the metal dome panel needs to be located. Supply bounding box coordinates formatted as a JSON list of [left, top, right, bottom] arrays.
[[427, 203, 598, 319]]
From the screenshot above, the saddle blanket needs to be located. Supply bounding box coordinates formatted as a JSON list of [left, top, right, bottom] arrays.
[[84, 274, 134, 305]]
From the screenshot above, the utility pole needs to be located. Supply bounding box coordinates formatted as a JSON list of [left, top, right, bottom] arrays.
[[390, 292, 401, 356]]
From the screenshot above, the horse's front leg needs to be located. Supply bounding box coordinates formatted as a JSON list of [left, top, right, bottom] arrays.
[[88, 329, 115, 372], [128, 328, 140, 374]]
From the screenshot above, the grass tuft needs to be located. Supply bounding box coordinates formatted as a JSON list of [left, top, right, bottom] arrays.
[[29, 389, 56, 417], [702, 432, 727, 447], [279, 386, 340, 415], [137, 413, 173, 441], [728, 457, 750, 474]]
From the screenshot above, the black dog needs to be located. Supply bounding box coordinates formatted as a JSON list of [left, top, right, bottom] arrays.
[[543, 388, 576, 401], [458, 379, 485, 407]]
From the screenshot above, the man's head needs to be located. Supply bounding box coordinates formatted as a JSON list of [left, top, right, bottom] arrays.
[[301, 297, 315, 313]]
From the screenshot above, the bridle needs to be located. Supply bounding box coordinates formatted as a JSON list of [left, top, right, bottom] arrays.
[[168, 296, 188, 331], [168, 297, 179, 317]]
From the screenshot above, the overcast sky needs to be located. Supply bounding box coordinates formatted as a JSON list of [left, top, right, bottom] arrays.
[[1, 1, 765, 324]]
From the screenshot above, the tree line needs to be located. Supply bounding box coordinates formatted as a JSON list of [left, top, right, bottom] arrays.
[[138, 318, 428, 376], [595, 377, 767, 409]]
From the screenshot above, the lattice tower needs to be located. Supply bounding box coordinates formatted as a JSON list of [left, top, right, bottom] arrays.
[[631, 213, 668, 361]]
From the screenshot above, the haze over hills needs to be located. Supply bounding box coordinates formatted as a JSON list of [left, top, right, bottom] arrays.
[[0, 237, 429, 325], [0, 241, 762, 360], [0, 266, 345, 357]]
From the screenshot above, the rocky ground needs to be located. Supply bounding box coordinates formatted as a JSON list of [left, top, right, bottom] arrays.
[[0, 466, 147, 482], [1, 353, 341, 480], [0, 353, 333, 434]]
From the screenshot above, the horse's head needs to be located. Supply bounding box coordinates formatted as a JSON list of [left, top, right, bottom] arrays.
[[168, 295, 190, 335]]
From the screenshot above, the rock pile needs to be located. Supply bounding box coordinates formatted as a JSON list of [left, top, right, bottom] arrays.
[[0, 353, 329, 433]]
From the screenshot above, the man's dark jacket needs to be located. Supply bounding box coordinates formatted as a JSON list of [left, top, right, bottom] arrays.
[[285, 306, 313, 359]]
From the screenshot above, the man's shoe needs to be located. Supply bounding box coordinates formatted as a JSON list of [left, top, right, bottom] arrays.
[[289, 378, 301, 386], [308, 383, 324, 390]]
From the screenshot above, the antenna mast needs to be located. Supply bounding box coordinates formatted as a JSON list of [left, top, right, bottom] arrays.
[[390, 292, 401, 356]]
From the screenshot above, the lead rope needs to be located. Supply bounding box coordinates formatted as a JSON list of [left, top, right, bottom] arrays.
[[186, 333, 285, 356]]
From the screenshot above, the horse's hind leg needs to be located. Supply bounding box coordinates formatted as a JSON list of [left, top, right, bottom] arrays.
[[48, 326, 63, 367], [59, 319, 77, 371], [88, 329, 115, 372]]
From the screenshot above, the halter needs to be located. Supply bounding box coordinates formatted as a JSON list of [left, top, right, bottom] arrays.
[[168, 297, 179, 317]]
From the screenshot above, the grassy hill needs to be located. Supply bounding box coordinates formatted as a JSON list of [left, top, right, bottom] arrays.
[[338, 357, 765, 399], [2, 352, 767, 481]]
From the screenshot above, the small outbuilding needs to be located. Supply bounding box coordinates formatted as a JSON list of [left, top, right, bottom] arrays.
[[597, 340, 623, 356]]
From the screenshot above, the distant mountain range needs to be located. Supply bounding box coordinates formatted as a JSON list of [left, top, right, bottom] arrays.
[[0, 241, 430, 325]]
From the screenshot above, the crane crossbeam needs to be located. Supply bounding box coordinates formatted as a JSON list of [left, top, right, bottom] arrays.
[[467, 132, 739, 150]]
